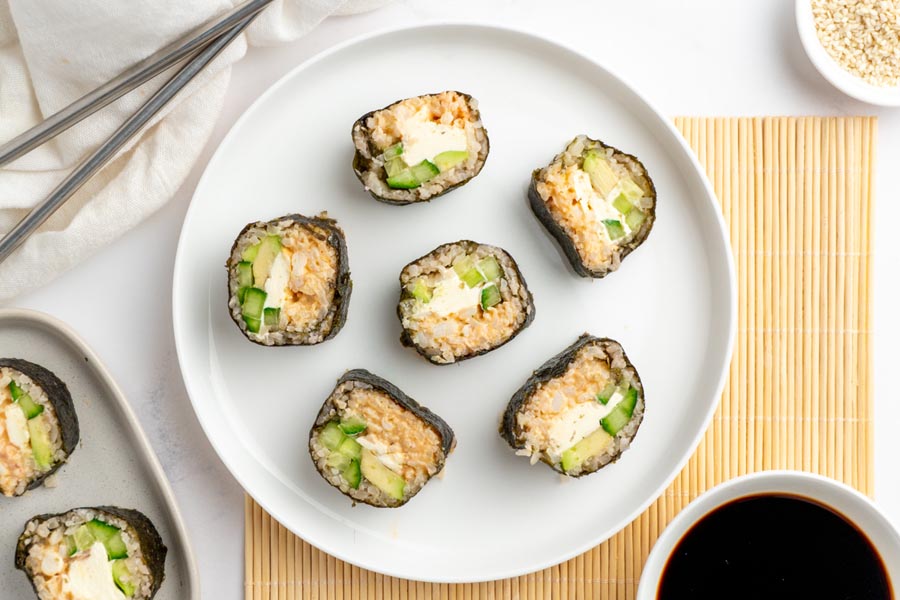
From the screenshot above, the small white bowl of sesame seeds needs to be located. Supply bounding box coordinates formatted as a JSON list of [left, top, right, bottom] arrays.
[[797, 0, 900, 106]]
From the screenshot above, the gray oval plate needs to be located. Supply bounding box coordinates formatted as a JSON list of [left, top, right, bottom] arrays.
[[0, 308, 199, 598]]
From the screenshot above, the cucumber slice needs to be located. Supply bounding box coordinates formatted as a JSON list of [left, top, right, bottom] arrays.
[[560, 428, 614, 472], [241, 242, 261, 262], [339, 416, 367, 436], [319, 422, 345, 451], [112, 559, 135, 597], [600, 387, 638, 436], [481, 284, 501, 309], [583, 150, 619, 197], [17, 394, 43, 419], [241, 287, 267, 320], [343, 459, 362, 489], [602, 219, 626, 241], [86, 519, 128, 560], [237, 287, 249, 304], [596, 382, 618, 405], [243, 316, 261, 334], [460, 267, 485, 288], [410, 160, 440, 183], [433, 150, 469, 172], [384, 157, 407, 178], [8, 380, 24, 400], [28, 416, 53, 469], [452, 255, 476, 279], [612, 194, 634, 215], [337, 436, 362, 460], [252, 235, 282, 286], [65, 535, 78, 556], [477, 256, 502, 281], [382, 143, 403, 159], [410, 279, 431, 303], [237, 261, 253, 288], [626, 209, 646, 231], [386, 168, 420, 189], [263, 307, 280, 329], [72, 526, 95, 554], [618, 177, 645, 201], [326, 452, 351, 472], [360, 449, 405, 501]]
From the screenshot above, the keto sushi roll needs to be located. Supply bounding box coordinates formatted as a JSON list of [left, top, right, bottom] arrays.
[[397, 241, 535, 365], [226, 213, 351, 346], [351, 91, 489, 204], [309, 369, 454, 508], [530, 135, 656, 278], [500, 334, 644, 477], [0, 359, 79, 497], [15, 506, 166, 599]]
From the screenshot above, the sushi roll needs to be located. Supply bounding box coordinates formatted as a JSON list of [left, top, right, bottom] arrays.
[[397, 241, 535, 365], [227, 213, 352, 346], [0, 359, 79, 497], [15, 506, 167, 599], [351, 91, 489, 205], [309, 369, 454, 508], [500, 334, 644, 477], [530, 135, 657, 278]]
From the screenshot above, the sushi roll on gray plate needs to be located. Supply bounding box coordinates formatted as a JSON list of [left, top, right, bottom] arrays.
[[0, 358, 79, 497], [501, 334, 645, 477], [309, 369, 454, 508], [227, 213, 352, 346], [397, 240, 535, 365], [530, 135, 657, 278], [352, 91, 489, 204], [16, 506, 166, 599]]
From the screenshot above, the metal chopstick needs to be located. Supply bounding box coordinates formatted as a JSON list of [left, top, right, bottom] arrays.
[[0, 12, 260, 265], [0, 0, 273, 168]]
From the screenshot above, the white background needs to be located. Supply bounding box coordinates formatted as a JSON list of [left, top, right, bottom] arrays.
[[4, 1, 898, 597]]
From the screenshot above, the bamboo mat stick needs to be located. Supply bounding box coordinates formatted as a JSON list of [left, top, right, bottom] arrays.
[[244, 117, 876, 600]]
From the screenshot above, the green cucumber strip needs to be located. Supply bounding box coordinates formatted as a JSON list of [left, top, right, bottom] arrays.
[[8, 380, 24, 400], [382, 143, 403, 159], [620, 386, 638, 415], [603, 219, 626, 241], [65, 535, 78, 556], [112, 559, 135, 597], [452, 255, 476, 279], [337, 436, 362, 460], [237, 261, 253, 288], [105, 532, 128, 560], [319, 422, 346, 451], [339, 416, 367, 436], [343, 459, 362, 489], [596, 382, 618, 405], [460, 267, 485, 288], [241, 287, 267, 320], [384, 157, 407, 178], [481, 284, 501, 310], [386, 168, 420, 189], [263, 307, 281, 328], [72, 526, 95, 554], [237, 287, 249, 304], [410, 279, 431, 303], [28, 417, 53, 469], [86, 519, 128, 560], [410, 160, 440, 183], [241, 242, 261, 262], [433, 150, 469, 172], [17, 394, 43, 419], [243, 316, 261, 334], [626, 209, 646, 231], [618, 177, 645, 201], [326, 452, 351, 472], [477, 256, 502, 281], [612, 194, 633, 215], [600, 387, 638, 436], [583, 150, 619, 196]]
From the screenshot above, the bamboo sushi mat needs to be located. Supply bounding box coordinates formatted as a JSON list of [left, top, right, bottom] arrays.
[[245, 116, 876, 599]]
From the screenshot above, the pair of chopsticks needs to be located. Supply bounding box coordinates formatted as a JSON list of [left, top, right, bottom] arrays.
[[0, 0, 274, 265]]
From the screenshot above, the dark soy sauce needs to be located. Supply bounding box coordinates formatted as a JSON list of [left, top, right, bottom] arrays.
[[658, 494, 892, 600]]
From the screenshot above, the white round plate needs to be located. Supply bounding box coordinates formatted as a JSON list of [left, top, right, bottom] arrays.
[[173, 24, 735, 582]]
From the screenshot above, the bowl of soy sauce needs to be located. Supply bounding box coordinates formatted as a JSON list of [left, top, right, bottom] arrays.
[[638, 471, 900, 599]]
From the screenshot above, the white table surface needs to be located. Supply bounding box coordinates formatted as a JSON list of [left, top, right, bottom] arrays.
[[4, 1, 899, 597]]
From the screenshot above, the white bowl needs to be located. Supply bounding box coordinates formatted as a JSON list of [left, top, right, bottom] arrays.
[[796, 0, 900, 106], [637, 471, 900, 598]]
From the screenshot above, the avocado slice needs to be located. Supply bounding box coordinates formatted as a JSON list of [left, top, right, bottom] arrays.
[[582, 150, 620, 197], [28, 416, 53, 469], [360, 448, 405, 501], [433, 150, 469, 172], [112, 559, 135, 596], [251, 235, 282, 285], [560, 427, 614, 473]]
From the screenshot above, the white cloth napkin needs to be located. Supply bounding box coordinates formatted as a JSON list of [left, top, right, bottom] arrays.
[[0, 0, 386, 299]]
